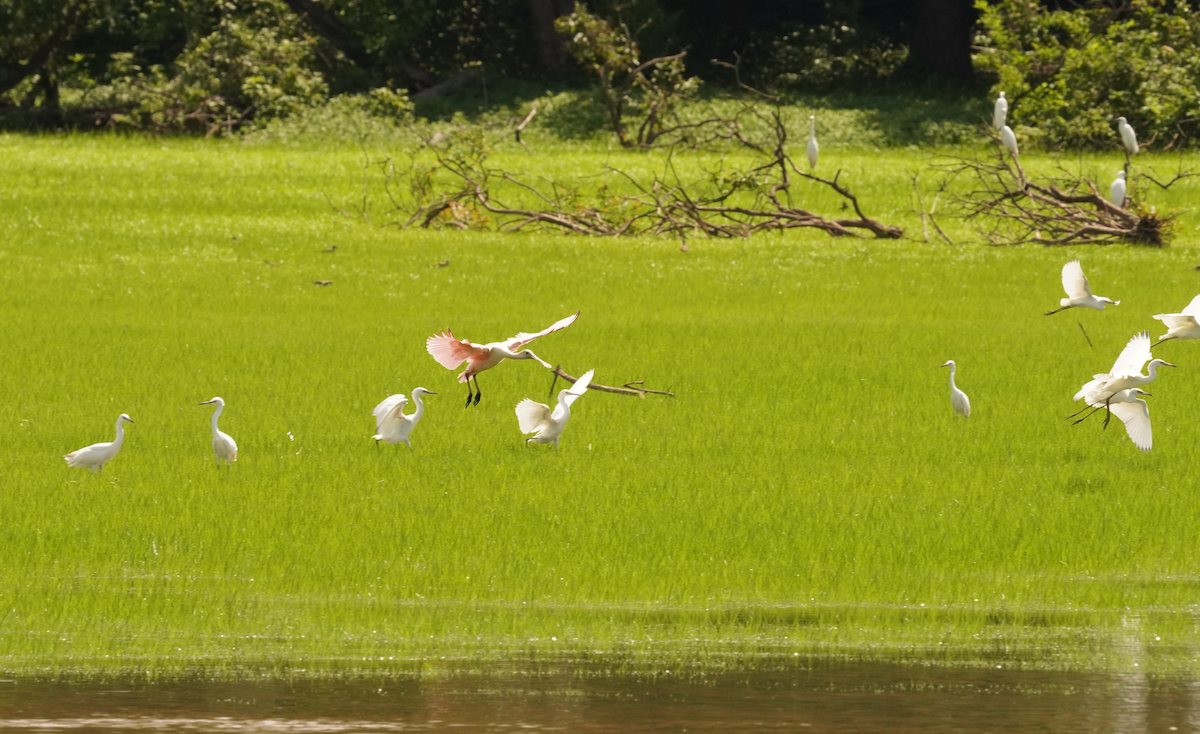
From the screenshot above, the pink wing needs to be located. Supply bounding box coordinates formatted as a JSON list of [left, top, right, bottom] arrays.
[[504, 311, 580, 350], [426, 329, 482, 370]]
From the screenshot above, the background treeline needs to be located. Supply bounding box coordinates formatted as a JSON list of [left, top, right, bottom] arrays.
[[2, 0, 1200, 148]]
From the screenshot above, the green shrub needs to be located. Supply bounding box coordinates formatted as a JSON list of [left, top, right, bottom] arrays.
[[974, 0, 1200, 149], [752, 23, 908, 92]]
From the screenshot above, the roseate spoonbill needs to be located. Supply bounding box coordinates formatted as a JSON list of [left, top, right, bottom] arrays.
[[372, 387, 436, 449], [939, 360, 971, 418], [1001, 125, 1019, 158], [1152, 295, 1200, 346], [1117, 117, 1139, 155], [199, 397, 237, 466], [993, 91, 1008, 130], [427, 311, 579, 407], [1071, 331, 1174, 427], [1046, 260, 1119, 315], [806, 115, 819, 169], [516, 368, 594, 448], [1071, 388, 1153, 451], [1110, 171, 1126, 207], [64, 413, 133, 473]]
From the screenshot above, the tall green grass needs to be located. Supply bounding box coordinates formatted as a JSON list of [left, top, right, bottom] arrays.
[[2, 133, 1200, 678]]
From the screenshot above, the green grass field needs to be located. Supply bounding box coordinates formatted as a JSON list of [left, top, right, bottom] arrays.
[[3, 131, 1200, 679]]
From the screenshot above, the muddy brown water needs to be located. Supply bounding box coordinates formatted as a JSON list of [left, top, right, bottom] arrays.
[[0, 661, 1196, 732]]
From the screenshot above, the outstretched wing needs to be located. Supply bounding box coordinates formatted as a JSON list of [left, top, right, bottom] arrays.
[[1180, 294, 1200, 317], [515, 398, 553, 435], [372, 394, 407, 431], [561, 368, 595, 409], [1110, 331, 1151, 377], [427, 329, 480, 370], [1154, 313, 1199, 330], [505, 311, 580, 350], [1061, 260, 1092, 300], [1111, 399, 1152, 452]]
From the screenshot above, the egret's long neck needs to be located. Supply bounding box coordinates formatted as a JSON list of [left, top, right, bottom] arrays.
[[113, 419, 125, 447], [947, 366, 958, 390], [211, 405, 224, 436], [1146, 363, 1162, 380], [410, 393, 425, 423]]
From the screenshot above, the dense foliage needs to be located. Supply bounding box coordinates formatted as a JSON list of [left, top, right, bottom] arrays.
[[975, 0, 1200, 149]]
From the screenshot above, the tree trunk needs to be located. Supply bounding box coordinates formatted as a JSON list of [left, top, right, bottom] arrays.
[[526, 0, 575, 78], [909, 0, 975, 85]]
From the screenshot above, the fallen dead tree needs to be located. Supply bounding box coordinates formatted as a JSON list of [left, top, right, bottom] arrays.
[[940, 132, 1174, 246]]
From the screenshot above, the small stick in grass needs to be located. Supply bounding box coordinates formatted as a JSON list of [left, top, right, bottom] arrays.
[[1078, 322, 1093, 348], [547, 365, 674, 399]]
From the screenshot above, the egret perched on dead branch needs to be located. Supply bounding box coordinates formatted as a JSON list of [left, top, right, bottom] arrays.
[[64, 413, 134, 473], [1072, 388, 1153, 451], [939, 360, 970, 418], [1046, 260, 1119, 315], [427, 311, 579, 406], [199, 397, 237, 466], [806, 115, 819, 169], [1072, 331, 1174, 427], [516, 368, 594, 448], [1110, 171, 1126, 207], [993, 91, 1008, 130], [1000, 125, 1019, 158], [1152, 295, 1200, 346], [372, 387, 436, 449], [1116, 117, 1139, 155]]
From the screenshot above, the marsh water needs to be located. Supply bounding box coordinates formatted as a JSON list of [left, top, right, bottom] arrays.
[[1, 660, 1197, 732]]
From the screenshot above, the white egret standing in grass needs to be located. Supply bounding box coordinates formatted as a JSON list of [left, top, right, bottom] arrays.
[[1000, 125, 1019, 158], [1110, 171, 1127, 207], [1071, 388, 1153, 451], [806, 115, 819, 170], [1116, 116, 1139, 156], [1152, 295, 1200, 346], [993, 91, 1008, 130], [1046, 260, 1120, 315], [372, 387, 436, 449], [199, 397, 237, 466], [64, 413, 134, 473], [1071, 331, 1175, 427], [939, 360, 970, 418], [427, 311, 579, 407], [516, 368, 594, 448]]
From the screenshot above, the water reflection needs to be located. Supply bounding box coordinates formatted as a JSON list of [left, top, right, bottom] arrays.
[[0, 660, 1196, 732]]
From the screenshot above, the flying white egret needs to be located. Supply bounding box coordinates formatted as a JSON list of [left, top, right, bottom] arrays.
[[1046, 260, 1119, 315], [1000, 125, 1019, 158], [1116, 116, 1139, 155], [939, 360, 970, 418], [806, 115, 819, 170], [1152, 294, 1200, 346], [199, 397, 237, 466], [993, 91, 1008, 130], [516, 368, 594, 448], [64, 413, 134, 473], [372, 387, 436, 449], [427, 311, 579, 407], [1110, 171, 1126, 207], [1072, 331, 1175, 427], [1071, 388, 1153, 451]]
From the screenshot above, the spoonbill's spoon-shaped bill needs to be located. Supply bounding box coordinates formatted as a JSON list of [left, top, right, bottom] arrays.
[[516, 368, 595, 448], [199, 397, 238, 466], [372, 387, 436, 449], [939, 360, 970, 418], [64, 413, 134, 473], [1152, 294, 1200, 347], [1046, 260, 1119, 315], [427, 311, 580, 407]]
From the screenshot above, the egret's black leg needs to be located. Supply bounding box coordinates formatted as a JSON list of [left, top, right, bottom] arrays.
[[1102, 397, 1113, 429], [1072, 406, 1102, 425]]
